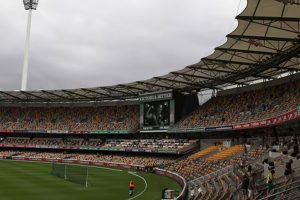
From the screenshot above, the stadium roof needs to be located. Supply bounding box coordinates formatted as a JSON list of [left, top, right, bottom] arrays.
[[1, 0, 300, 103]]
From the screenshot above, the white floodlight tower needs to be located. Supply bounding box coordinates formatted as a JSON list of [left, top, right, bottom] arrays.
[[21, 0, 39, 91]]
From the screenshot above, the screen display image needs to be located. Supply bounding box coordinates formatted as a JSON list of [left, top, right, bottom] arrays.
[[143, 100, 170, 127]]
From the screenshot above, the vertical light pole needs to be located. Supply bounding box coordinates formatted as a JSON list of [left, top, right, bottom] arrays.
[[21, 0, 39, 91]]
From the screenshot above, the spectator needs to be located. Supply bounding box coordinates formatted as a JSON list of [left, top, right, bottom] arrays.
[[268, 161, 275, 171], [284, 159, 293, 184], [0, 105, 139, 132], [240, 175, 249, 200], [248, 172, 256, 200], [178, 79, 300, 128], [266, 169, 275, 196], [247, 165, 252, 175]]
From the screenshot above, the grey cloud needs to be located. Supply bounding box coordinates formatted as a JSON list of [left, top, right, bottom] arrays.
[[0, 0, 247, 91]]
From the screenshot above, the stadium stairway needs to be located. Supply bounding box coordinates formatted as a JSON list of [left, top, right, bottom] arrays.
[[191, 166, 266, 200], [219, 176, 229, 200], [193, 158, 265, 200], [255, 164, 300, 200], [188, 146, 266, 200], [269, 180, 300, 200], [188, 145, 221, 160], [206, 145, 243, 162], [212, 177, 224, 200]]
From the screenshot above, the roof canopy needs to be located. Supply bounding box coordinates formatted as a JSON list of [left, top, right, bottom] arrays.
[[1, 0, 300, 103]]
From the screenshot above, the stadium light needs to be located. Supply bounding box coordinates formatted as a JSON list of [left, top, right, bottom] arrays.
[[21, 0, 39, 91], [23, 0, 39, 10]]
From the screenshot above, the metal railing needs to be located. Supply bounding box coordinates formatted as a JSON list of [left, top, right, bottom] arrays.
[[254, 165, 300, 200], [258, 179, 300, 200], [154, 168, 188, 200], [189, 164, 234, 185]]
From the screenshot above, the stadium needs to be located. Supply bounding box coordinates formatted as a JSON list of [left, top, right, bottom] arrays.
[[1, 0, 300, 200]]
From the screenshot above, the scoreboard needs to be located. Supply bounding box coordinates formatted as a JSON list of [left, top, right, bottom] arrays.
[[144, 100, 170, 127], [139, 90, 174, 132]]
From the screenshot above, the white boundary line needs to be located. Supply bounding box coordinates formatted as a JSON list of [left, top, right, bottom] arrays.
[[93, 165, 122, 172], [127, 171, 147, 200]]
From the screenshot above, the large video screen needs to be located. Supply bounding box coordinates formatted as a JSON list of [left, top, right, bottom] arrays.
[[143, 100, 170, 127]]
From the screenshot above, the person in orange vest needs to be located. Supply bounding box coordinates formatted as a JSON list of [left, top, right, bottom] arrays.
[[129, 180, 134, 197]]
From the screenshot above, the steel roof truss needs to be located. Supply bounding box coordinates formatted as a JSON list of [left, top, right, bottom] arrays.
[[202, 58, 254, 66], [237, 37, 293, 52], [228, 34, 299, 42], [189, 63, 242, 75], [154, 77, 199, 87], [102, 87, 136, 96], [80, 88, 113, 98], [171, 72, 216, 81], [215, 47, 276, 55], [117, 84, 151, 93], [136, 81, 174, 90], [20, 91, 49, 101], [61, 90, 94, 100], [219, 50, 260, 63], [171, 71, 247, 86], [242, 18, 300, 34], [236, 16, 300, 22], [0, 91, 22, 100], [41, 90, 72, 100]]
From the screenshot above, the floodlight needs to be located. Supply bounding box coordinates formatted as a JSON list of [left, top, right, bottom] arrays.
[[21, 0, 39, 91], [23, 0, 39, 10]]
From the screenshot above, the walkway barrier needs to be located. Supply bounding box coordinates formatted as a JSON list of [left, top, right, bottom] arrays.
[[154, 168, 188, 200]]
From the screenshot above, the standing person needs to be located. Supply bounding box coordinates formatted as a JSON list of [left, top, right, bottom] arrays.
[[267, 170, 275, 196], [248, 172, 256, 200], [128, 180, 134, 197], [247, 165, 252, 175], [244, 145, 248, 154], [240, 175, 249, 200], [235, 173, 240, 190], [284, 159, 293, 184]]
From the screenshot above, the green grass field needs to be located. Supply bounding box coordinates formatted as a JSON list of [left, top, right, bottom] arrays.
[[0, 160, 181, 200]]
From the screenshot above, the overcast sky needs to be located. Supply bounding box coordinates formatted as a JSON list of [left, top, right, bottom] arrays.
[[0, 0, 246, 91]]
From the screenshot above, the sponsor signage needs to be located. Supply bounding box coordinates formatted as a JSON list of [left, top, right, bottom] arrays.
[[168, 127, 205, 133], [12, 130, 47, 134], [1, 144, 179, 154], [68, 131, 90, 134], [233, 109, 299, 130], [12, 156, 25, 160], [139, 91, 173, 102], [205, 126, 233, 131], [0, 130, 14, 134], [142, 126, 169, 131], [90, 130, 129, 134], [0, 129, 129, 135], [47, 130, 68, 134]]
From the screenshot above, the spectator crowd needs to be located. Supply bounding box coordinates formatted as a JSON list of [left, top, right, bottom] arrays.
[[0, 137, 196, 153], [0, 151, 173, 167], [179, 79, 300, 128], [0, 105, 139, 132], [0, 79, 299, 132]]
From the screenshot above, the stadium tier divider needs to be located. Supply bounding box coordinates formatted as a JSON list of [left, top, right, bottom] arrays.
[[51, 163, 89, 187]]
